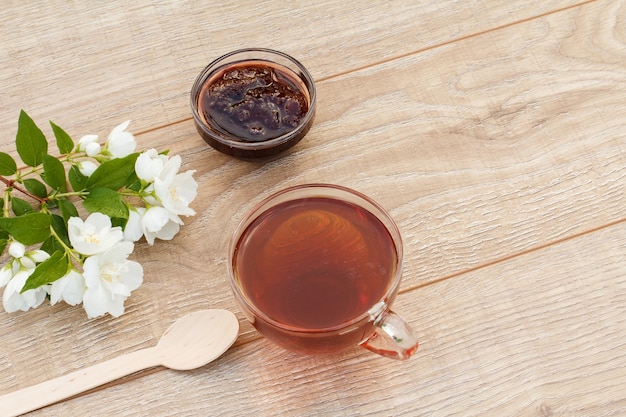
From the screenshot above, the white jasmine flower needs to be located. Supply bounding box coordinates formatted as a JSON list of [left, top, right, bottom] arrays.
[[77, 134, 101, 156], [8, 241, 25, 258], [0, 264, 14, 287], [50, 269, 86, 306], [85, 142, 101, 157], [82, 241, 143, 318], [78, 161, 98, 176], [123, 208, 145, 242], [4, 242, 49, 275], [19, 256, 36, 270], [135, 149, 168, 182], [142, 206, 181, 245], [152, 155, 197, 217], [154, 171, 197, 217], [154, 154, 180, 183], [68, 213, 124, 256], [28, 250, 50, 263], [2, 269, 48, 313], [123, 207, 181, 245], [106, 120, 136, 158], [18, 249, 49, 270]]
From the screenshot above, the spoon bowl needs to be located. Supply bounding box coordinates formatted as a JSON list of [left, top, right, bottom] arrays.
[[157, 309, 239, 370], [0, 309, 239, 417]]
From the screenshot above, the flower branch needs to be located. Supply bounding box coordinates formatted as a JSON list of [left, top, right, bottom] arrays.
[[0, 110, 197, 318], [0, 175, 49, 204]]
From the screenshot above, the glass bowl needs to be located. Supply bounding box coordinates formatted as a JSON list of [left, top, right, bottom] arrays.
[[191, 48, 316, 160]]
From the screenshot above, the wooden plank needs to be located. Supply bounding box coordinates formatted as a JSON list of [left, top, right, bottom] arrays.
[[1, 1, 625, 415], [0, 0, 623, 400], [130, 0, 626, 289], [0, 1, 586, 143], [24, 218, 626, 416]]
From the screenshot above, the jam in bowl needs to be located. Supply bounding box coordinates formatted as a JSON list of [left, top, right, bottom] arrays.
[[191, 48, 316, 159]]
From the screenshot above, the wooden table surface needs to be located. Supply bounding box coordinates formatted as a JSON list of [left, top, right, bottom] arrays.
[[1, 1, 625, 415]]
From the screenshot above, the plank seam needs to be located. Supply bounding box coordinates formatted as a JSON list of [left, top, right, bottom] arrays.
[[400, 216, 626, 293]]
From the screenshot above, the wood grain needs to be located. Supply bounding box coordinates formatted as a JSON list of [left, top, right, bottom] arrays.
[[0, 0, 625, 416], [0, 310, 238, 417], [23, 220, 626, 417], [0, 1, 588, 146]]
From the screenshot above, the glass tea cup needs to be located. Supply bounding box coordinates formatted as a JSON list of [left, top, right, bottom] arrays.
[[227, 184, 418, 360]]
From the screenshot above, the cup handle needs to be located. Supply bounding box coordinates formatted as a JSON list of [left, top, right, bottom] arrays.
[[360, 307, 418, 360]]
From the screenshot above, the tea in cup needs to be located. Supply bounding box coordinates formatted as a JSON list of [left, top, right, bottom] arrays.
[[227, 184, 418, 360]]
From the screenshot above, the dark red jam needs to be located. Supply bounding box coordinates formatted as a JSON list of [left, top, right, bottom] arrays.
[[199, 63, 309, 143]]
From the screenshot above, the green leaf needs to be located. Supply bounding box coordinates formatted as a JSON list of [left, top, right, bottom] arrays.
[[68, 165, 88, 191], [0, 239, 7, 256], [0, 152, 17, 175], [126, 178, 142, 192], [23, 178, 48, 199], [50, 121, 74, 155], [83, 187, 129, 219], [42, 155, 68, 192], [125, 171, 140, 189], [41, 214, 69, 254], [46, 199, 58, 209], [111, 216, 128, 229], [58, 198, 79, 222], [11, 197, 33, 215], [0, 212, 51, 245], [21, 251, 69, 292], [50, 213, 70, 246], [42, 154, 67, 192], [86, 153, 138, 190], [40, 235, 63, 255], [16, 110, 48, 167]]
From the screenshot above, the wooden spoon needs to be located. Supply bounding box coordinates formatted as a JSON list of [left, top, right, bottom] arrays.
[[0, 309, 239, 416]]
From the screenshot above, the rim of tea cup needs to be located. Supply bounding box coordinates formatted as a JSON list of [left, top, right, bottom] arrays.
[[190, 48, 317, 159], [227, 183, 404, 333]]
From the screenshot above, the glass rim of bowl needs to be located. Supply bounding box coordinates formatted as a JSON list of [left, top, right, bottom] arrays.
[[190, 47, 317, 152]]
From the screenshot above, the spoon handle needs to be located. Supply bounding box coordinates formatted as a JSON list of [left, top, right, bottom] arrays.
[[0, 347, 159, 417]]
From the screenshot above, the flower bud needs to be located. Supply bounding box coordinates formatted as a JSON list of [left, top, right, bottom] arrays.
[[78, 134, 99, 152], [78, 161, 98, 176], [8, 241, 25, 258], [85, 142, 101, 157], [107, 120, 136, 158]]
